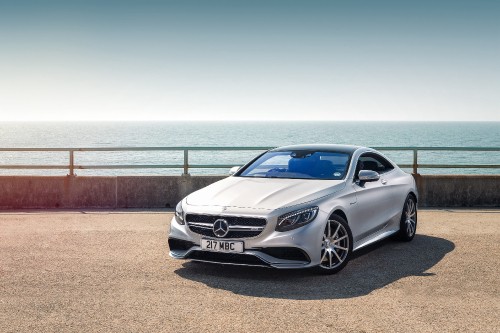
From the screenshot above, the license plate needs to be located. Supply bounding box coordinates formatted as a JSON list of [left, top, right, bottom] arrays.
[[201, 239, 244, 253]]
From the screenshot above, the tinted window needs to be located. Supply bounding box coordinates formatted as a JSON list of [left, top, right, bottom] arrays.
[[356, 153, 394, 176], [239, 151, 350, 180]]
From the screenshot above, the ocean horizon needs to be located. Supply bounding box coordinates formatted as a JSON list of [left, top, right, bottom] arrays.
[[0, 121, 498, 176]]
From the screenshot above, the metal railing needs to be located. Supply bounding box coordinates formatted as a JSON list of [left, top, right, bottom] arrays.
[[0, 146, 498, 175], [373, 147, 500, 174], [0, 147, 272, 176]]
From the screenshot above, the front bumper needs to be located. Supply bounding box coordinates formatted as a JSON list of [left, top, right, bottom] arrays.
[[168, 207, 328, 269]]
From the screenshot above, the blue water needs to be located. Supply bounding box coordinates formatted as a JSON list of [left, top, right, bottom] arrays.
[[0, 121, 498, 175]]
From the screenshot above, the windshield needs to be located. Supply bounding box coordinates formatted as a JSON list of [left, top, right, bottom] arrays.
[[238, 150, 351, 180]]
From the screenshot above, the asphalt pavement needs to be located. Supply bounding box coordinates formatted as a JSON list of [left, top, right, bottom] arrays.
[[0, 209, 499, 333]]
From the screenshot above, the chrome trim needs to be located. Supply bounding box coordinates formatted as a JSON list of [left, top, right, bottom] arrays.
[[191, 259, 271, 268], [213, 219, 230, 238], [186, 212, 269, 220], [188, 222, 213, 229], [229, 225, 264, 231], [187, 222, 265, 232], [170, 247, 312, 269]]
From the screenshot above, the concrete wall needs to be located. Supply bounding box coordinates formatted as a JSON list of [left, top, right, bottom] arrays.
[[414, 175, 499, 207], [0, 175, 498, 209], [0, 176, 224, 209]]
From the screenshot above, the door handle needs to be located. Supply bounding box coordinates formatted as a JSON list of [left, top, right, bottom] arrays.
[[381, 179, 387, 185]]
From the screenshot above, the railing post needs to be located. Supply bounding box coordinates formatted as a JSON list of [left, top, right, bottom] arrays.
[[69, 150, 74, 176], [183, 149, 189, 175], [412, 149, 418, 174]]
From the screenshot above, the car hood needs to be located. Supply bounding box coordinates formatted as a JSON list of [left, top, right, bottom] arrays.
[[186, 176, 345, 210]]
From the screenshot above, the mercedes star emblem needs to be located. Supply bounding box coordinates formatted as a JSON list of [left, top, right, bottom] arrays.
[[213, 219, 229, 238]]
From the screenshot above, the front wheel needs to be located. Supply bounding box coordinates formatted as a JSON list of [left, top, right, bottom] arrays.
[[314, 214, 353, 274], [398, 195, 417, 241]]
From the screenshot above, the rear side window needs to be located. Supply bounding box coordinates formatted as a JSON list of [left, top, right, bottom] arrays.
[[357, 153, 394, 174]]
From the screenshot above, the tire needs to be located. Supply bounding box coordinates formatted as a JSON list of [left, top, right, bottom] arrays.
[[314, 213, 353, 274], [398, 194, 417, 241]]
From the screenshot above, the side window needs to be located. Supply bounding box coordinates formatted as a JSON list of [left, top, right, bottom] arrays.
[[357, 153, 394, 175]]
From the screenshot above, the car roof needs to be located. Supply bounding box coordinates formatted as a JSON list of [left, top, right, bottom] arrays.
[[270, 144, 362, 154]]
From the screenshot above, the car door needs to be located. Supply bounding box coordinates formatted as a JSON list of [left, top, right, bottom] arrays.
[[349, 153, 395, 243]]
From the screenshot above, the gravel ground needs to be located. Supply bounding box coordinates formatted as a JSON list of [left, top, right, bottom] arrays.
[[0, 209, 499, 333]]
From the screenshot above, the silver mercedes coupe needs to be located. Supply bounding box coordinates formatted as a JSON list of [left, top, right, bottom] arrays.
[[168, 144, 418, 274]]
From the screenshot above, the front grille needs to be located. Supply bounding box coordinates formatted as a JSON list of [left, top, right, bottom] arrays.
[[186, 214, 266, 226], [188, 227, 261, 239], [186, 214, 267, 239], [187, 250, 270, 266]]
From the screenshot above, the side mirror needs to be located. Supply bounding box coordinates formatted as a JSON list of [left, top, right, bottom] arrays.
[[229, 166, 241, 176], [358, 170, 380, 183]]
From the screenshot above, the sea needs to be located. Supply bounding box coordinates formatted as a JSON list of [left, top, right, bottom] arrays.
[[0, 121, 498, 176]]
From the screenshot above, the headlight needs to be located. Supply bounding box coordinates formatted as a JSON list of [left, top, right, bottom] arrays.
[[175, 201, 185, 225], [276, 206, 319, 232]]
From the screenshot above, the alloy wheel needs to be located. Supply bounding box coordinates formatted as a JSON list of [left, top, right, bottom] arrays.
[[320, 219, 350, 270], [405, 198, 417, 237]]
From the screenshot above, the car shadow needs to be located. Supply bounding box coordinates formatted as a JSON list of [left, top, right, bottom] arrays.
[[173, 234, 455, 300]]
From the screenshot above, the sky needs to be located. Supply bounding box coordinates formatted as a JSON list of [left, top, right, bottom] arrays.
[[0, 0, 499, 121]]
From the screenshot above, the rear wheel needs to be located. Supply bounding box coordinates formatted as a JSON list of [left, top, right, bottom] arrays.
[[398, 195, 417, 241], [314, 214, 353, 274]]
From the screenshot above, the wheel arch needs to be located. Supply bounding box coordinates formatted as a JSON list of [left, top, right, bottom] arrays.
[[408, 191, 418, 203], [329, 209, 348, 224]]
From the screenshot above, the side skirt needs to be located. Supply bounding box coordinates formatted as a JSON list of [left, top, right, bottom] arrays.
[[352, 229, 399, 251]]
